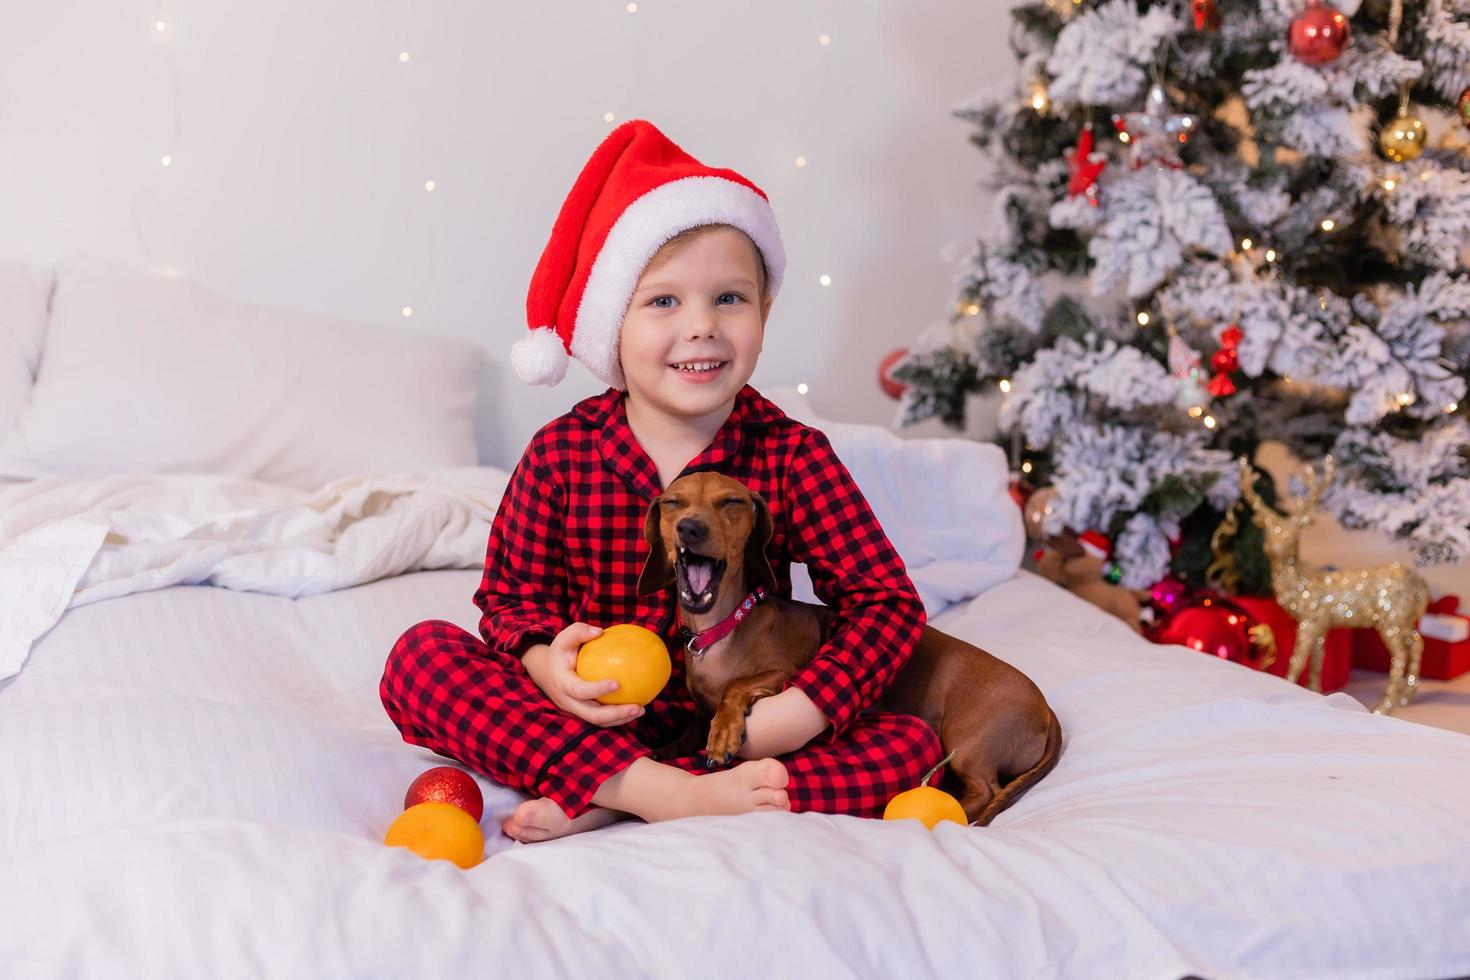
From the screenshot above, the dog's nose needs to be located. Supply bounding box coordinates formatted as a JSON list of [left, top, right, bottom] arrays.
[[676, 518, 707, 545]]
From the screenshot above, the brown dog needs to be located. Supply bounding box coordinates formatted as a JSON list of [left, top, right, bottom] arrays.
[[636, 471, 1062, 827]]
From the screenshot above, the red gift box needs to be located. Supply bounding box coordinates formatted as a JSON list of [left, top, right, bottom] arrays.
[[1229, 595, 1352, 692], [1350, 596, 1470, 681]]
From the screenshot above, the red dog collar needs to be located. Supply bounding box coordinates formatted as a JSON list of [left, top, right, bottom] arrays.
[[677, 586, 768, 659]]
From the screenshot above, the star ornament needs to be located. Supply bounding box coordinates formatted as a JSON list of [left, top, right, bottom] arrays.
[[1111, 84, 1195, 171], [1065, 122, 1109, 206]]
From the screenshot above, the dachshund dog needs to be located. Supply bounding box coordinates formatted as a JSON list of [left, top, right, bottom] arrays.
[[636, 471, 1062, 827]]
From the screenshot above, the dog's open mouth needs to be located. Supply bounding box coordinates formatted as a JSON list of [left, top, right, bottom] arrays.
[[676, 545, 726, 614]]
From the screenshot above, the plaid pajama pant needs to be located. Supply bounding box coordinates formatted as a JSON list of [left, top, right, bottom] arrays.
[[380, 619, 945, 821]]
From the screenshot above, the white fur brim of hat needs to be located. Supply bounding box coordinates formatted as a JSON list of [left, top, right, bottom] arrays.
[[512, 175, 786, 389]]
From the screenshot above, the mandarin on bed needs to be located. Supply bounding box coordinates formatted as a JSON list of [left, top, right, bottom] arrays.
[[404, 766, 484, 823], [883, 749, 968, 830], [575, 623, 671, 706], [384, 802, 484, 869]]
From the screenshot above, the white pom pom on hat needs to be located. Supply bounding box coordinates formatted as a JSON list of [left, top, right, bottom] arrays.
[[509, 325, 569, 386], [517, 119, 786, 389]]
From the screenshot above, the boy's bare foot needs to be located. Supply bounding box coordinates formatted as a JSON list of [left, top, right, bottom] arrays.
[[664, 757, 790, 821], [501, 799, 627, 843]]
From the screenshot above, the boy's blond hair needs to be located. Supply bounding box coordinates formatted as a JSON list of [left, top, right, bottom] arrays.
[[653, 224, 769, 301]]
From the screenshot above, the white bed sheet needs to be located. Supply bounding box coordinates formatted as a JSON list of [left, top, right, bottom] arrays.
[[2, 568, 1468, 978]]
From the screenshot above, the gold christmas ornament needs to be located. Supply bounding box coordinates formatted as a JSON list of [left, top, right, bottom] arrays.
[[1238, 457, 1430, 714], [1378, 110, 1427, 163]]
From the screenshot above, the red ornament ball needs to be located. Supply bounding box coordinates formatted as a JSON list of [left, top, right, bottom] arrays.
[[1289, 0, 1350, 66], [1210, 347, 1239, 375], [878, 347, 910, 401], [1151, 596, 1273, 672], [404, 766, 484, 824]]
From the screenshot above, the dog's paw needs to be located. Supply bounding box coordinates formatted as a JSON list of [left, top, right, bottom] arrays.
[[703, 716, 747, 767]]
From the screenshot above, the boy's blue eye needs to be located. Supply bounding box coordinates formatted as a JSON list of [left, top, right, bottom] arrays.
[[648, 293, 742, 309]]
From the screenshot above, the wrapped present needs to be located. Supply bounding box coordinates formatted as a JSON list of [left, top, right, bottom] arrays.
[[1351, 595, 1470, 681], [1230, 595, 1352, 692]]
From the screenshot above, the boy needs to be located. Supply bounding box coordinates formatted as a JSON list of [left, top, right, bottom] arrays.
[[381, 119, 940, 844]]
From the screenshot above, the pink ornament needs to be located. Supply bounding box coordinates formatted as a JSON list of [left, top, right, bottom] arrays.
[[1149, 575, 1188, 618]]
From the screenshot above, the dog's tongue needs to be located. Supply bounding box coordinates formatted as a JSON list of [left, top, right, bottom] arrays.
[[686, 559, 713, 594]]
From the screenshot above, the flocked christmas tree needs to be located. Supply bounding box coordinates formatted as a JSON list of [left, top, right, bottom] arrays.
[[892, 0, 1470, 596]]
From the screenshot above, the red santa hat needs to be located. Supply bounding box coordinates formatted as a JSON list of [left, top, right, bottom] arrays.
[[1078, 530, 1112, 561], [514, 119, 787, 389]]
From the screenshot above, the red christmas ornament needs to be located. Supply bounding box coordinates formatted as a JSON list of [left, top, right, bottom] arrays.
[[1206, 321, 1243, 399], [1065, 122, 1108, 206], [405, 766, 484, 824], [1289, 0, 1350, 66], [1192, 0, 1220, 31], [1078, 530, 1112, 560], [1151, 595, 1276, 672], [878, 347, 910, 401], [1008, 478, 1035, 509]]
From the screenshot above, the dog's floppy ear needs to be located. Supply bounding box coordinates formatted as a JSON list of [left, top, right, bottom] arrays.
[[636, 496, 675, 596], [743, 491, 778, 594]]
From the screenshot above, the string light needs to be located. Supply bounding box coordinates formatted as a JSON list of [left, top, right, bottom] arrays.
[[1136, 311, 1150, 326], [797, 383, 809, 395], [1021, 460, 1034, 474], [1447, 402, 1459, 414], [1188, 405, 1204, 418], [399, 51, 410, 63], [626, 2, 638, 11], [1203, 415, 1217, 429], [604, 112, 615, 122], [795, 156, 807, 168], [155, 21, 166, 31], [1264, 248, 1277, 263], [998, 378, 1012, 393], [1240, 237, 1253, 251], [424, 180, 436, 192], [818, 34, 830, 46], [1419, 171, 1431, 181], [1028, 81, 1050, 114], [964, 303, 981, 316], [1320, 219, 1335, 231], [1396, 391, 1415, 407], [1383, 177, 1398, 191], [819, 274, 831, 286], [161, 155, 172, 167], [402, 306, 413, 318]]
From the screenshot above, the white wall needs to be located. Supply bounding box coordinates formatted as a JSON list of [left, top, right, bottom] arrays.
[[0, 0, 1004, 467], [3, 1, 1459, 595]]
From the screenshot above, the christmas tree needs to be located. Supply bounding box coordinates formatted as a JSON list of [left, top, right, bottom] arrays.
[[893, 0, 1470, 595]]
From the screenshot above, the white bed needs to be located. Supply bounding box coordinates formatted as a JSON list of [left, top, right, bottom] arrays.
[[3, 259, 1470, 978], [3, 561, 1470, 978]]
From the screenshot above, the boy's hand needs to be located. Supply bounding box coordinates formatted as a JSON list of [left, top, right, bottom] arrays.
[[523, 623, 646, 728]]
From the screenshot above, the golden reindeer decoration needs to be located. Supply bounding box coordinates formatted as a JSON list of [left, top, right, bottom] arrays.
[[1236, 456, 1429, 715]]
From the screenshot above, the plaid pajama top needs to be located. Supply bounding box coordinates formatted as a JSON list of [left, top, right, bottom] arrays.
[[472, 383, 926, 743]]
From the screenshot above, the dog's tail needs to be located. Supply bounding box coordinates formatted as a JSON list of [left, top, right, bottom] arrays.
[[971, 707, 1063, 828]]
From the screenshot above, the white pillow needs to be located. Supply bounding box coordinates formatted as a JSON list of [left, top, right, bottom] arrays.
[[0, 261, 54, 437], [0, 256, 485, 491], [762, 384, 1024, 616]]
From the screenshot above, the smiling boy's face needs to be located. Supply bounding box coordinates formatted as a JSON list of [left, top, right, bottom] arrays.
[[618, 225, 773, 425]]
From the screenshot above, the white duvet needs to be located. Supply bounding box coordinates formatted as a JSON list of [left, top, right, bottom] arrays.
[[2, 466, 1470, 978]]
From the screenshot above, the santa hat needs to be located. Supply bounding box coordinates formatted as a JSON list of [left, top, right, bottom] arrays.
[[1078, 530, 1112, 561], [514, 119, 787, 389]]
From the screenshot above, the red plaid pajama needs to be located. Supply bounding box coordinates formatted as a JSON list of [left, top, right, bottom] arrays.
[[381, 619, 944, 819], [380, 383, 939, 819]]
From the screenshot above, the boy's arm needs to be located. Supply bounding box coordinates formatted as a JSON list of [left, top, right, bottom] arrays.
[[772, 427, 927, 745], [473, 439, 571, 657]]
